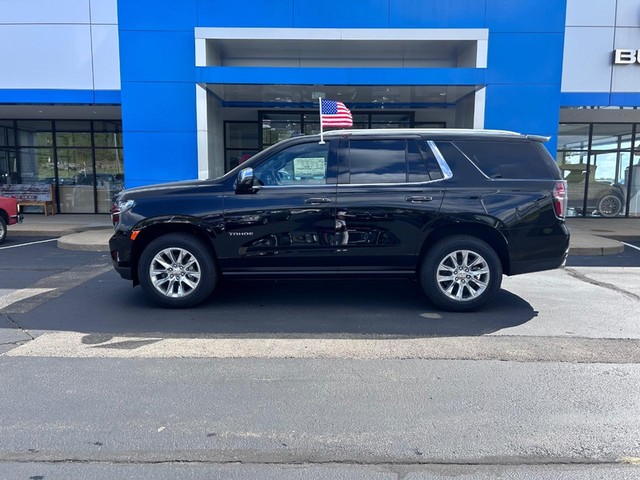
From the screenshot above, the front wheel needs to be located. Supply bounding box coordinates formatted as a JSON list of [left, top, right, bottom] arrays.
[[420, 235, 502, 312], [138, 233, 217, 308], [0, 217, 6, 244]]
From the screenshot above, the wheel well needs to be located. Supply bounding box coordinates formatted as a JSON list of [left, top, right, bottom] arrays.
[[129, 223, 217, 285], [0, 209, 8, 224], [420, 223, 511, 275]]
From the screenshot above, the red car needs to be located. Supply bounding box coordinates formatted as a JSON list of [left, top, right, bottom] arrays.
[[0, 196, 23, 244]]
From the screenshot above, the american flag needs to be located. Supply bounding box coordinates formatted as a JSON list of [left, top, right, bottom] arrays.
[[320, 100, 353, 128]]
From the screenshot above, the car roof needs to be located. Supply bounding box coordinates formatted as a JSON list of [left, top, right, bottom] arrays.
[[316, 128, 548, 143]]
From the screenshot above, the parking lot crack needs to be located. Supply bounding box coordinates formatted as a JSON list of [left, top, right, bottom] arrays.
[[564, 268, 640, 302], [0, 312, 34, 341]]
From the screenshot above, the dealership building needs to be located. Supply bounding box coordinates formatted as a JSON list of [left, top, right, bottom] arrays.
[[1, 0, 640, 217]]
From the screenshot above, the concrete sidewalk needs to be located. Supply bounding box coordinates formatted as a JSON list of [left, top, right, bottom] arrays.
[[8, 213, 640, 255]]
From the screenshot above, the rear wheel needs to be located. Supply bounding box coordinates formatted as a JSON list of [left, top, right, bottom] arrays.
[[420, 235, 502, 312], [138, 233, 217, 308], [0, 217, 6, 244], [597, 193, 623, 217]]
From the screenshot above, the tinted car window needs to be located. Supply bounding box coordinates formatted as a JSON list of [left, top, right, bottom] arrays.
[[348, 139, 406, 184], [407, 139, 429, 182], [453, 140, 553, 179], [254, 142, 329, 186], [418, 140, 444, 180]]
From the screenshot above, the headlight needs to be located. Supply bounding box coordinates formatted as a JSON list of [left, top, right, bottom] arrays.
[[111, 199, 135, 226]]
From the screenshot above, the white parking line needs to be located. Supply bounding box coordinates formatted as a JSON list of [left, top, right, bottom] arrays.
[[622, 242, 640, 252], [0, 238, 58, 250]]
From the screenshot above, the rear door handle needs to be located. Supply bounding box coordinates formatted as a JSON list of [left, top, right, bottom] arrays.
[[405, 195, 433, 203], [305, 197, 332, 204]]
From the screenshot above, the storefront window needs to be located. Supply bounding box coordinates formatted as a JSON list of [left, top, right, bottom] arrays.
[[16, 121, 53, 148], [557, 122, 637, 217], [0, 119, 123, 214]]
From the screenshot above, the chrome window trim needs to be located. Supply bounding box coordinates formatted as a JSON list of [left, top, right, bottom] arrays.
[[258, 183, 333, 189], [427, 140, 453, 180], [338, 178, 447, 187]]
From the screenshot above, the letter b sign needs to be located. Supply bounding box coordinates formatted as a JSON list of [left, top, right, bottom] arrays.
[[614, 49, 640, 64]]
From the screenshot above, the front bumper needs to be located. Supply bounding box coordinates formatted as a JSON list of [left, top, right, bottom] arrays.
[[109, 231, 134, 280]]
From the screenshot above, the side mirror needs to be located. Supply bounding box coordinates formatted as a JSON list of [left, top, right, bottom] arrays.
[[236, 167, 255, 193]]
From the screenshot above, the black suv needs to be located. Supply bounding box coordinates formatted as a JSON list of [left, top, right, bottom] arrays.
[[109, 129, 569, 312]]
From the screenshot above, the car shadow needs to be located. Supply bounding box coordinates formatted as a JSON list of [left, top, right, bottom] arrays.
[[10, 272, 539, 341]]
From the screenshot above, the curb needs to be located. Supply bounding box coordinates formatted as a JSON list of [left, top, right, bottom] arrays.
[[56, 229, 112, 252]]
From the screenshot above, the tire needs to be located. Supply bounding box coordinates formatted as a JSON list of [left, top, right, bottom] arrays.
[[0, 217, 6, 244], [597, 193, 623, 217], [137, 233, 217, 308], [419, 235, 502, 312]]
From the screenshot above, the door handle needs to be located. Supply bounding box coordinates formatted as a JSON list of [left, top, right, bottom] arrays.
[[305, 197, 332, 204], [405, 195, 433, 203]]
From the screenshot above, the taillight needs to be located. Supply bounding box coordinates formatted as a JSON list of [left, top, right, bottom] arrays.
[[553, 181, 567, 219]]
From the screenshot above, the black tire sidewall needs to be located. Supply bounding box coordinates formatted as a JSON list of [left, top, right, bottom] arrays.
[[420, 235, 502, 312], [0, 217, 7, 244], [138, 233, 216, 308], [597, 194, 622, 217]]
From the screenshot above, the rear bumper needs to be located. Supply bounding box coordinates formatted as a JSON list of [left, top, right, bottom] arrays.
[[9, 214, 23, 225], [508, 222, 570, 276]]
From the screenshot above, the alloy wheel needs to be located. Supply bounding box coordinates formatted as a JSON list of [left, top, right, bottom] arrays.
[[436, 249, 490, 302], [149, 247, 202, 298]]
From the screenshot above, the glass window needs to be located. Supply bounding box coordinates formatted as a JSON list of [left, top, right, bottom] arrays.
[[407, 139, 429, 182], [226, 123, 259, 149], [93, 121, 122, 133], [16, 121, 53, 148], [226, 149, 259, 171], [57, 148, 95, 213], [55, 120, 91, 132], [0, 122, 15, 147], [94, 132, 123, 148], [254, 142, 329, 186], [591, 124, 633, 151], [558, 124, 590, 151], [17, 148, 54, 183], [95, 149, 124, 213], [418, 141, 444, 180], [453, 141, 553, 179], [348, 139, 406, 184]]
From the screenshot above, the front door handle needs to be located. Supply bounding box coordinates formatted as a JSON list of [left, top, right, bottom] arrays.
[[305, 197, 332, 205], [405, 195, 433, 203]]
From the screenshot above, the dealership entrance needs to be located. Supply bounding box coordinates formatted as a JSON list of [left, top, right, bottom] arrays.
[[199, 83, 483, 176]]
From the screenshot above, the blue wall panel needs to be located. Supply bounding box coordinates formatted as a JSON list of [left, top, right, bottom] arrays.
[[197, 0, 294, 27], [389, 0, 486, 28], [121, 83, 196, 132], [293, 0, 390, 28], [560, 92, 612, 107], [484, 84, 561, 154], [486, 0, 566, 33], [610, 93, 640, 107], [486, 33, 564, 84], [123, 132, 199, 187], [119, 0, 197, 31], [0, 89, 119, 104], [119, 31, 195, 83]]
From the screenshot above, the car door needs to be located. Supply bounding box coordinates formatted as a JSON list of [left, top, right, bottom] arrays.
[[219, 139, 339, 272], [334, 136, 445, 271]]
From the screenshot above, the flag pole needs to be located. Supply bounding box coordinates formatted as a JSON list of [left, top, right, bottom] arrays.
[[318, 97, 325, 144]]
